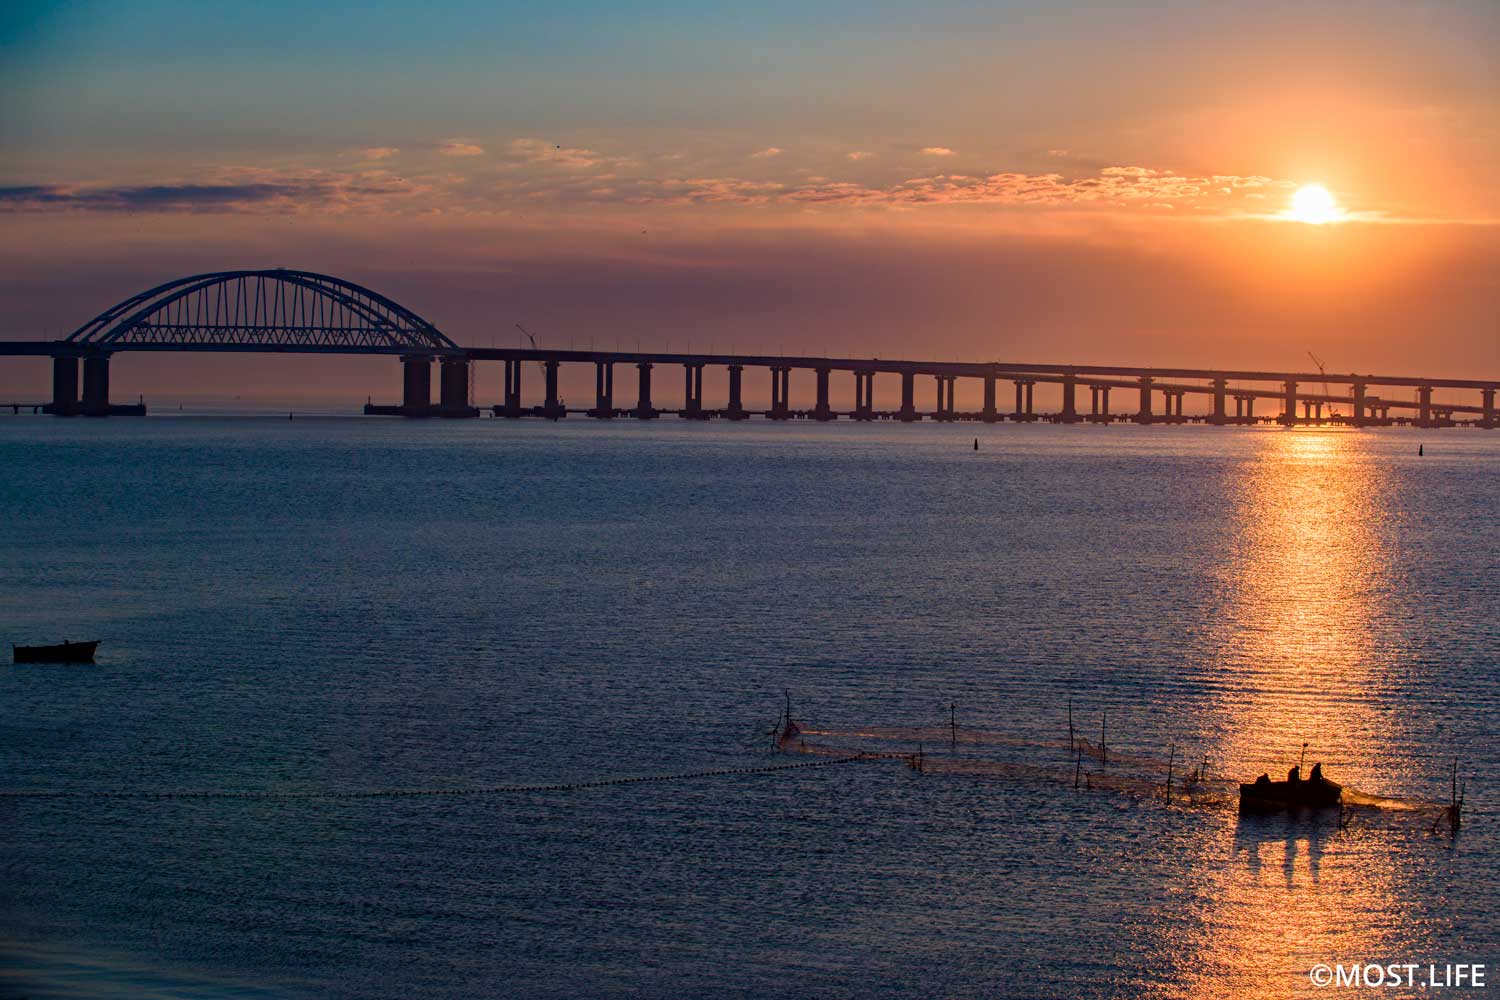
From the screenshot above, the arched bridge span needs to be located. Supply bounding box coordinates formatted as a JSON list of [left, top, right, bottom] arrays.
[[65, 269, 456, 352]]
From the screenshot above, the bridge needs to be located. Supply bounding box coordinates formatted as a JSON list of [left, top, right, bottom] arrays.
[[1, 268, 1495, 428]]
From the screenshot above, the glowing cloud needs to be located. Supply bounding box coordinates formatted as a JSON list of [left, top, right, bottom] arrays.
[[846, 151, 874, 161], [921, 146, 957, 156], [752, 147, 784, 158], [507, 138, 608, 169], [438, 139, 485, 157]]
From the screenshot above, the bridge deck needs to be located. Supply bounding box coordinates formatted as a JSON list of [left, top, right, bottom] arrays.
[[2, 340, 1495, 391]]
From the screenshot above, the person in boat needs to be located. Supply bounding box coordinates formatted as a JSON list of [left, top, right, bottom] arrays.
[[1254, 773, 1271, 787], [1287, 765, 1301, 785], [1310, 762, 1324, 783]]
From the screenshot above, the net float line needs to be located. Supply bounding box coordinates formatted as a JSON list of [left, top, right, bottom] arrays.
[[0, 753, 874, 803]]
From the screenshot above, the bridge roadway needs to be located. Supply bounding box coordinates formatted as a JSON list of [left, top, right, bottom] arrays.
[[2, 339, 1494, 426]]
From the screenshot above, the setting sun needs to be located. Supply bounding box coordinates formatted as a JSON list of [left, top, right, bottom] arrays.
[[1289, 183, 1343, 224]]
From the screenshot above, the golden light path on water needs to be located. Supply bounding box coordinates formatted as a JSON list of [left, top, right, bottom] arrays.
[[1148, 430, 1430, 999]]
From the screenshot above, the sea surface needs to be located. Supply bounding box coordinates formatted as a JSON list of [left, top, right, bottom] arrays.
[[1, 416, 1496, 999]]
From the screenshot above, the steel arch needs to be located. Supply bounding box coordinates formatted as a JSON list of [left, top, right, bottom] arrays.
[[66, 269, 456, 351]]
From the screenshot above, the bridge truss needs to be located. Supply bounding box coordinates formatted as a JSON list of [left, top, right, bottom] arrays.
[[64, 269, 456, 352]]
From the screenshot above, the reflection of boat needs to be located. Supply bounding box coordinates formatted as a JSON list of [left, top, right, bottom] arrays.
[[12, 640, 99, 664], [1238, 766, 1342, 813]]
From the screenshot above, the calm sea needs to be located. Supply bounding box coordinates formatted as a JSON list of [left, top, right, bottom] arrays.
[[1, 416, 1496, 999]]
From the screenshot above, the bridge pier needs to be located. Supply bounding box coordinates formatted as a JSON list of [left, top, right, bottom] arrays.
[[936, 375, 956, 421], [1417, 385, 1434, 428], [439, 358, 477, 417], [1059, 375, 1079, 423], [1135, 377, 1154, 424], [769, 366, 791, 419], [1088, 385, 1112, 423], [982, 375, 998, 423], [397, 356, 433, 417], [814, 367, 834, 420], [540, 359, 564, 419], [82, 355, 111, 417], [501, 360, 523, 417], [1011, 380, 1036, 422], [682, 363, 707, 419], [899, 370, 917, 421], [635, 362, 658, 418], [1210, 378, 1227, 425], [1483, 387, 1496, 429], [47, 355, 79, 416], [1352, 382, 1367, 427], [1280, 380, 1298, 426], [853, 370, 875, 420], [725, 365, 748, 420], [591, 362, 614, 418]]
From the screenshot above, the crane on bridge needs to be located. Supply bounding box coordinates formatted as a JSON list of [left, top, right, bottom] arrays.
[[1307, 351, 1339, 418], [517, 323, 562, 408], [516, 324, 549, 377]]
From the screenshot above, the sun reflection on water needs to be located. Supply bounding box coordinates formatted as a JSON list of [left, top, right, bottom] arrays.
[[1148, 431, 1426, 998]]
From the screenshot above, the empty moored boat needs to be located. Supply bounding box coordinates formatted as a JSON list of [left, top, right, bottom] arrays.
[[1239, 764, 1342, 813], [12, 640, 99, 664]]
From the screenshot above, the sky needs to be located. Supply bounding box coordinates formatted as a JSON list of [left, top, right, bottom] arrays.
[[1, 0, 1497, 404]]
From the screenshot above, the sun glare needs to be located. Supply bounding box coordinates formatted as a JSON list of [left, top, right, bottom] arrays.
[[1288, 184, 1342, 224]]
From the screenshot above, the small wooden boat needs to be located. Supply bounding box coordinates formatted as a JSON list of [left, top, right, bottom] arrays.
[[12, 640, 99, 664], [1239, 766, 1342, 813]]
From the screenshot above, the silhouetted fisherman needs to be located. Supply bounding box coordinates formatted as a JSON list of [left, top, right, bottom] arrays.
[[1287, 765, 1302, 785], [973, 438, 978, 451], [1310, 762, 1324, 783]]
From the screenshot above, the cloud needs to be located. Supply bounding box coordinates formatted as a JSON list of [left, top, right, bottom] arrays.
[[360, 147, 400, 161], [0, 156, 1311, 222], [1047, 149, 1070, 158], [751, 147, 783, 158], [921, 146, 957, 157], [846, 151, 874, 161], [507, 138, 609, 169], [438, 139, 485, 157], [577, 164, 1298, 214], [0, 168, 430, 214], [774, 166, 1295, 211]]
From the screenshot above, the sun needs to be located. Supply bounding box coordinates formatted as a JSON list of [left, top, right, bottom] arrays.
[[1288, 184, 1342, 224]]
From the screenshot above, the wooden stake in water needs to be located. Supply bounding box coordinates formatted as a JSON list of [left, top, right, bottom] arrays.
[[1450, 758, 1463, 836], [1067, 697, 1075, 751], [1166, 744, 1175, 804], [950, 703, 956, 750], [1101, 710, 1107, 768]]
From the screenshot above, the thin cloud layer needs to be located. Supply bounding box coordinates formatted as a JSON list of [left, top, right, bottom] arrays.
[[606, 165, 1294, 213], [0, 154, 1300, 218], [921, 147, 957, 156], [438, 139, 485, 157]]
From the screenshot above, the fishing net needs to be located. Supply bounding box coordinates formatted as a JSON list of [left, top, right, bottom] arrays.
[[772, 711, 1464, 835]]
